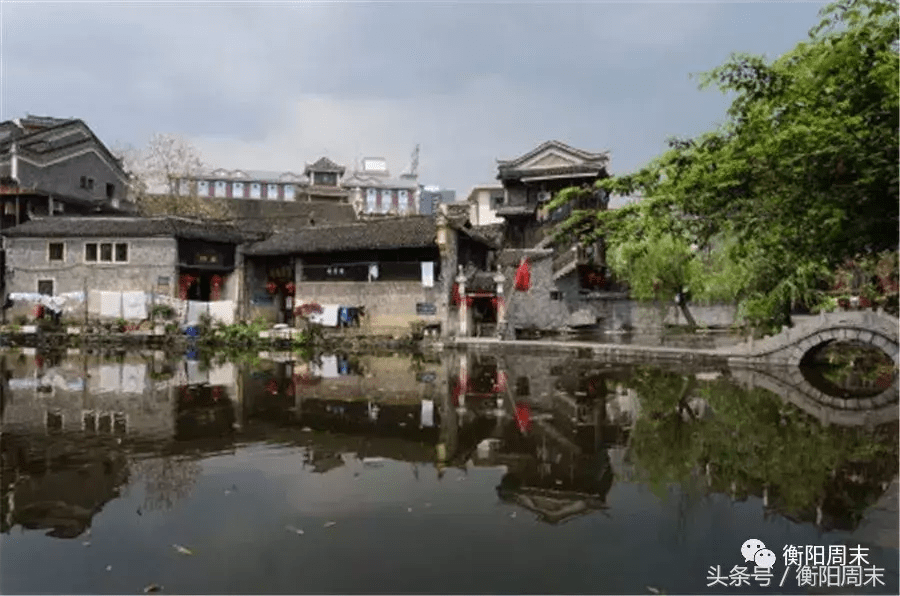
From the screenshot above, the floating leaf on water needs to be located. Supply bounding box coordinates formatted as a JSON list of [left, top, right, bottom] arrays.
[[285, 525, 304, 535], [105, 565, 112, 572], [407, 507, 413, 513], [301, 427, 312, 432], [143, 584, 162, 593], [510, 512, 517, 518], [647, 587, 662, 595], [82, 541, 91, 547], [424, 503, 432, 508], [323, 521, 336, 528], [172, 544, 193, 555]]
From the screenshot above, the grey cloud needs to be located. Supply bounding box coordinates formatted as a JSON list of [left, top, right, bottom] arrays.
[[4, 1, 828, 196]]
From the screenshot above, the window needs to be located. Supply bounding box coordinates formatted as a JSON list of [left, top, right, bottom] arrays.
[[233, 182, 244, 198], [366, 189, 377, 213], [38, 279, 53, 296], [381, 190, 392, 213], [48, 242, 64, 262], [284, 184, 295, 201], [85, 243, 97, 262], [80, 176, 87, 189], [250, 183, 261, 199], [398, 190, 409, 215], [115, 243, 128, 262], [550, 290, 564, 301], [46, 410, 63, 432], [198, 180, 210, 196], [267, 184, 280, 200], [100, 243, 113, 262], [215, 181, 227, 197], [87, 178, 94, 190], [106, 183, 115, 199]]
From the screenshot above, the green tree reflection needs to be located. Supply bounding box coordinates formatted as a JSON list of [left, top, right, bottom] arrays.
[[626, 368, 897, 526]]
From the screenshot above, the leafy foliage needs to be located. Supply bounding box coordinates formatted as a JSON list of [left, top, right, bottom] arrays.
[[554, 0, 899, 332]]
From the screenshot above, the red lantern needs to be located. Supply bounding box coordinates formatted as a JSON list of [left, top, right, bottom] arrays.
[[211, 275, 223, 301], [266, 281, 278, 295], [34, 305, 44, 319], [285, 282, 296, 296], [451, 283, 460, 306], [179, 274, 196, 300], [266, 379, 279, 395], [515, 403, 531, 434]]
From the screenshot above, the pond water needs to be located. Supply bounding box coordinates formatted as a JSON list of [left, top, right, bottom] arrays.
[[1, 348, 897, 595]]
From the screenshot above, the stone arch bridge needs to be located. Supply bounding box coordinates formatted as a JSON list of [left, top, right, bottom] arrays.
[[721, 309, 898, 427]]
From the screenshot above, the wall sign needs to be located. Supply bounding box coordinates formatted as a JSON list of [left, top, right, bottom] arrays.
[[416, 302, 437, 315]]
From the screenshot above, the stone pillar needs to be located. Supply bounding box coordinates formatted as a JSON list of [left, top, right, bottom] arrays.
[[458, 351, 468, 412], [456, 265, 468, 337], [493, 265, 506, 339]]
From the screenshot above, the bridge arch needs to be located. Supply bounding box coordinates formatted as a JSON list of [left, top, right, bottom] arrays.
[[729, 367, 899, 427], [727, 310, 899, 369]]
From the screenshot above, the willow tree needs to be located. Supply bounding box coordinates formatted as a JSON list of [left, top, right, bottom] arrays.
[[552, 0, 899, 331]]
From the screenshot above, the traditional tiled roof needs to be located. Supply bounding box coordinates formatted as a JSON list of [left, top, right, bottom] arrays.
[[208, 198, 357, 230], [304, 157, 346, 175], [341, 171, 419, 190], [496, 140, 610, 181], [471, 223, 506, 248], [1, 216, 244, 243], [244, 216, 437, 256], [192, 168, 308, 185], [0, 117, 127, 179], [495, 205, 534, 216]]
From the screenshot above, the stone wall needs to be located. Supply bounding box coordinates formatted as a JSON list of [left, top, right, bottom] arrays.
[[496, 248, 737, 338], [294, 280, 445, 334], [4, 236, 177, 321]]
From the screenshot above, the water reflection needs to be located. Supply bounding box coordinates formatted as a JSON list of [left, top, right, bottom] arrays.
[[1, 347, 897, 594]]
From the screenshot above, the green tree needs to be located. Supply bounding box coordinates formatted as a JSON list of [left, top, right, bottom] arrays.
[[553, 0, 899, 332]]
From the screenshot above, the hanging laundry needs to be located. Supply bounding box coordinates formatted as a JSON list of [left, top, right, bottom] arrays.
[[514, 257, 531, 292], [122, 292, 147, 321], [420, 262, 434, 288], [99, 291, 121, 318], [420, 399, 434, 428], [309, 305, 339, 327]]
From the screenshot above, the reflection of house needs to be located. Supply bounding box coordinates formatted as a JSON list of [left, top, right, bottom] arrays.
[[2, 353, 176, 438], [0, 115, 133, 231], [2, 215, 244, 319], [244, 215, 497, 333], [1, 433, 129, 538]]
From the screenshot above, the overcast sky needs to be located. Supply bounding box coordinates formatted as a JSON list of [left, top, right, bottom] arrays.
[[2, 0, 826, 200]]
